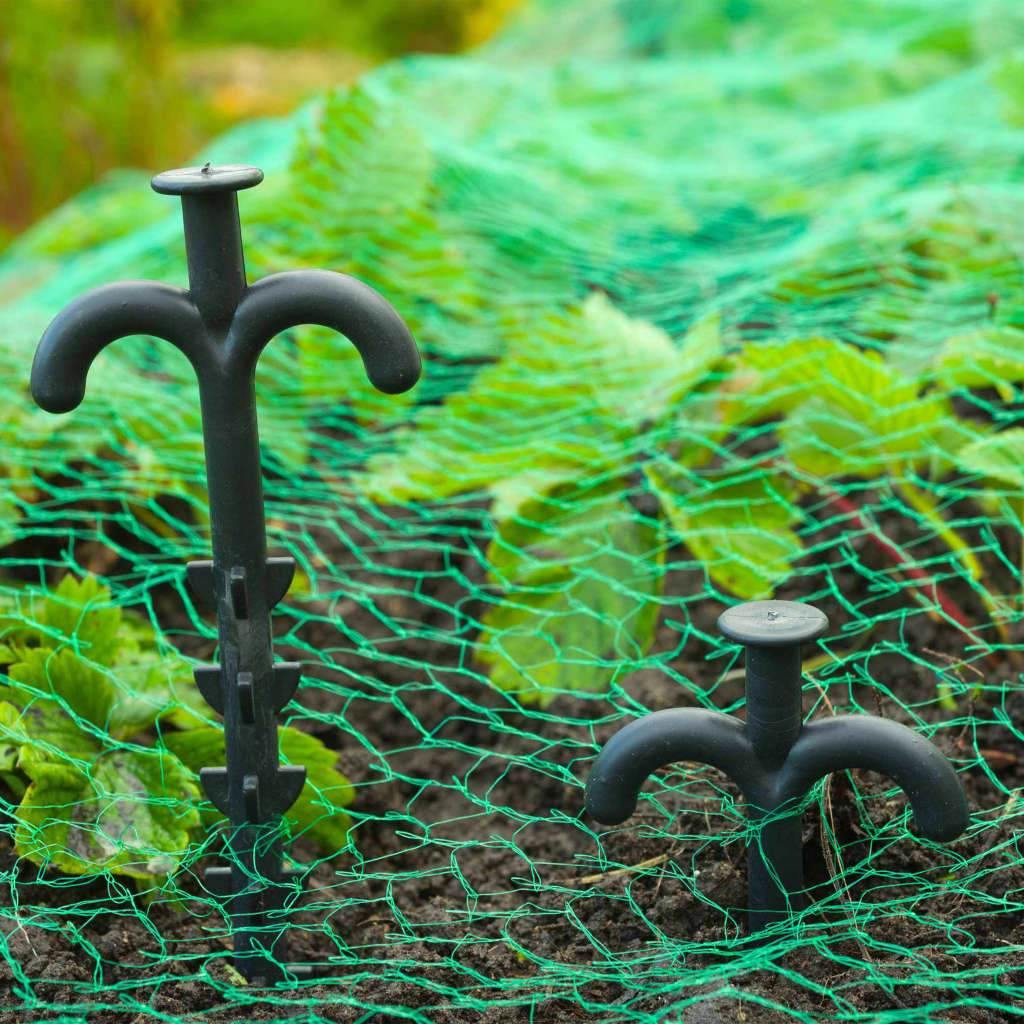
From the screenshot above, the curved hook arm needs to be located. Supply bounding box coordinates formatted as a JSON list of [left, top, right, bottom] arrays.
[[585, 709, 754, 825], [780, 717, 969, 841], [227, 270, 421, 394], [31, 281, 206, 413]]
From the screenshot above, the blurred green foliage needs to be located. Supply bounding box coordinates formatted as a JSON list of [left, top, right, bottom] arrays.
[[0, 0, 519, 245]]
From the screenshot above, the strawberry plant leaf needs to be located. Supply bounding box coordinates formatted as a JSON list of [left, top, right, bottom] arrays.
[[778, 389, 970, 479], [0, 577, 216, 877], [0, 575, 206, 735], [43, 575, 121, 663], [0, 701, 20, 771], [13, 741, 199, 879], [576, 296, 723, 426], [725, 336, 972, 477], [250, 85, 469, 353], [113, 660, 202, 735], [0, 574, 122, 666], [3, 647, 115, 734], [646, 464, 802, 599], [251, 83, 576, 361], [360, 298, 723, 508], [719, 336, 850, 426], [932, 326, 1024, 399], [956, 428, 1024, 491], [1, 678, 101, 767], [478, 476, 664, 706], [1, 686, 198, 878]]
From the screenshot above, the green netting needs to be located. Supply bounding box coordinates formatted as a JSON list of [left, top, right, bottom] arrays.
[[2, 0, 1024, 1020]]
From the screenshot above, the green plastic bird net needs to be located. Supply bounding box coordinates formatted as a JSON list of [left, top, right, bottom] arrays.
[[2, 0, 1024, 1020]]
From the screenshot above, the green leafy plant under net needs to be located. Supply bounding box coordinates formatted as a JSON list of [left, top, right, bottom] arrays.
[[0, 575, 353, 880], [1, 0, 1024, 1021]]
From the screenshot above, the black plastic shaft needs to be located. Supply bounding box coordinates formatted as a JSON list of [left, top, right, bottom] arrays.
[[584, 600, 970, 932], [744, 645, 802, 769], [197, 354, 287, 977], [30, 163, 422, 983], [182, 194, 246, 326]]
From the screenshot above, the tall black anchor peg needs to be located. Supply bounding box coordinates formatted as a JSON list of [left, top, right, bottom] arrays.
[[30, 163, 421, 983], [585, 600, 970, 932]]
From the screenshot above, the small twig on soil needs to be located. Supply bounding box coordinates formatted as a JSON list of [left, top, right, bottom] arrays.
[[10, 917, 38, 958], [808, 672, 837, 717], [954, 738, 1017, 771], [575, 854, 668, 885], [354, 915, 393, 928], [871, 685, 888, 720], [923, 647, 985, 683], [654, 840, 683, 900]]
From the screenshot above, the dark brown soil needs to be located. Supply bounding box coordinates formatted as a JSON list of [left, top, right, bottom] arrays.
[[1, 488, 1023, 1024]]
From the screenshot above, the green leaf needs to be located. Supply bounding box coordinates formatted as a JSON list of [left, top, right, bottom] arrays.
[[0, 574, 205, 735], [477, 477, 664, 706], [0, 701, 20, 771], [4, 647, 115, 733], [0, 574, 121, 666], [250, 85, 464, 355], [992, 52, 1024, 128], [110, 659, 200, 735], [13, 742, 199, 879], [278, 727, 355, 854], [720, 336, 835, 426], [0, 680, 199, 878], [957, 429, 1024, 491], [0, 684, 101, 768], [932, 326, 1024, 399], [646, 464, 802, 599], [161, 725, 354, 854], [360, 297, 723, 508], [726, 336, 968, 478], [779, 391, 969, 479], [249, 84, 578, 361], [722, 336, 891, 424], [284, 84, 434, 242], [572, 296, 724, 426], [42, 575, 121, 663]]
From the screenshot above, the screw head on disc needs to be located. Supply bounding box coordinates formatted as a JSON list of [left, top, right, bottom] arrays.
[[718, 600, 829, 648], [151, 164, 264, 196]]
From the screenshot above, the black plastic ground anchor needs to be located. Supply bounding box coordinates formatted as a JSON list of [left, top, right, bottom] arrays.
[[30, 162, 421, 983], [584, 599, 970, 932]]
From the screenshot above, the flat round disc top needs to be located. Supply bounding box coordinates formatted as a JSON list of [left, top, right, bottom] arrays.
[[151, 164, 264, 196], [718, 600, 829, 647]]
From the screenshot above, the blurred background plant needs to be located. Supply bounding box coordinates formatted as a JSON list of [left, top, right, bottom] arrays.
[[0, 0, 520, 246]]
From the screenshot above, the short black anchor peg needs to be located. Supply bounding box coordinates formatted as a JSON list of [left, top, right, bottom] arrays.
[[585, 600, 970, 932], [30, 163, 422, 984]]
